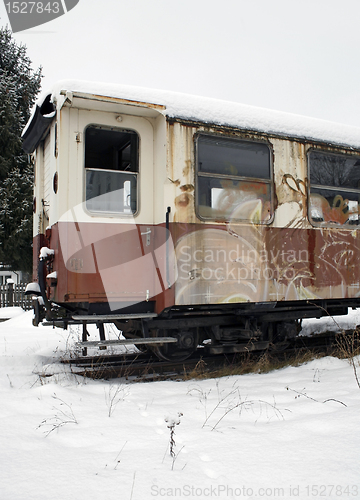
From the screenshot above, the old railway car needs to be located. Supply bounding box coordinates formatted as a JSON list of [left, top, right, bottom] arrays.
[[23, 82, 360, 360]]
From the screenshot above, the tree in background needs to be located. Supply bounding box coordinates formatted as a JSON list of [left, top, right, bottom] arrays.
[[0, 26, 42, 274]]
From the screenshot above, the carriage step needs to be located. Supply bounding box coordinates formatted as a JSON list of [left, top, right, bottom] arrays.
[[71, 313, 158, 323], [76, 337, 177, 348]]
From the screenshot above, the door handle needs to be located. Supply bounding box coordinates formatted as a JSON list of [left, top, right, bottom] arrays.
[[141, 228, 151, 246]]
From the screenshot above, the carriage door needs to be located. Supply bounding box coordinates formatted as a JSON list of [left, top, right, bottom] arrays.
[[80, 111, 157, 310]]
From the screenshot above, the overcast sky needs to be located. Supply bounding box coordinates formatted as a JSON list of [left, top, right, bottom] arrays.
[[0, 0, 359, 127]]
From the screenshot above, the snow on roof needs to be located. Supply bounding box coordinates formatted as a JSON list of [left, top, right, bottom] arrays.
[[42, 79, 360, 149]]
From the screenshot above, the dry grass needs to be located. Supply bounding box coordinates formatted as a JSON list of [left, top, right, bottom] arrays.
[[334, 328, 360, 389], [334, 328, 360, 359], [182, 326, 360, 382], [182, 348, 326, 380]]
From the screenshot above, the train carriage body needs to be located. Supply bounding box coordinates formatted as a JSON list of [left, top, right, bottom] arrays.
[[23, 82, 360, 359]]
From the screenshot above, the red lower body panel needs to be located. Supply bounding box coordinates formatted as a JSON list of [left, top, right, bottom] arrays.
[[34, 220, 360, 315]]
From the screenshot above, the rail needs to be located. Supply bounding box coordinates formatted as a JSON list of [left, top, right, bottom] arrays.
[[0, 283, 32, 311]]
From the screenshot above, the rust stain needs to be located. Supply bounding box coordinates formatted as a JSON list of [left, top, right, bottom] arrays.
[[168, 123, 176, 182], [175, 193, 191, 208], [308, 228, 316, 282], [180, 184, 194, 192], [91, 93, 166, 111], [183, 161, 191, 177], [174, 193, 194, 222], [168, 177, 181, 186]]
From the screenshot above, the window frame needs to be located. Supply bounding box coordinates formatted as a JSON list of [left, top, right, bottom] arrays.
[[83, 124, 140, 217], [195, 133, 274, 224], [308, 148, 360, 228]]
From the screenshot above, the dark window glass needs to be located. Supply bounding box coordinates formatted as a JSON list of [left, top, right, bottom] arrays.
[[198, 135, 270, 178], [196, 135, 272, 223], [309, 151, 360, 226], [85, 126, 139, 214]]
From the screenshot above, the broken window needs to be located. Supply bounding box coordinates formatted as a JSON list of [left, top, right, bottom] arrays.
[[196, 135, 272, 223], [85, 126, 139, 214], [309, 150, 360, 226]]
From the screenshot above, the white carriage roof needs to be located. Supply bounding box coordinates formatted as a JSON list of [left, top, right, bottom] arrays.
[[46, 80, 360, 149]]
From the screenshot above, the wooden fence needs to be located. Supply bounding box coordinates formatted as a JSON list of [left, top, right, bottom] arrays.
[[0, 283, 32, 311]]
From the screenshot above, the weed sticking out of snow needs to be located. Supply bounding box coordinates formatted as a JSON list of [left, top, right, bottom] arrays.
[[105, 382, 130, 417], [335, 328, 360, 390], [188, 379, 286, 431], [164, 412, 184, 470], [37, 394, 78, 436]]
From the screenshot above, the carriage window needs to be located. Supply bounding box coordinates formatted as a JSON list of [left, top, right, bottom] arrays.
[[196, 135, 272, 223], [309, 151, 360, 226], [85, 126, 139, 214]]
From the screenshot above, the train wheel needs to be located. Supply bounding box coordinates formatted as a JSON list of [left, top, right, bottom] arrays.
[[152, 329, 199, 362]]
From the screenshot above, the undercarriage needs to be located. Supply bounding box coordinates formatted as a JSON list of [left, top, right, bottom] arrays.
[[29, 297, 355, 361]]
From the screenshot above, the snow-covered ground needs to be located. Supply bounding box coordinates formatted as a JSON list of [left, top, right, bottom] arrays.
[[1, 309, 359, 500]]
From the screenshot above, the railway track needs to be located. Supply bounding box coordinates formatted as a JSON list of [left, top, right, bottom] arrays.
[[62, 328, 359, 380], [63, 351, 211, 380]]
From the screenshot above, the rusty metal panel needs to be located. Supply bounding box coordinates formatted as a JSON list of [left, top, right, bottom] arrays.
[[167, 120, 360, 307], [174, 222, 360, 306], [167, 121, 197, 224]]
